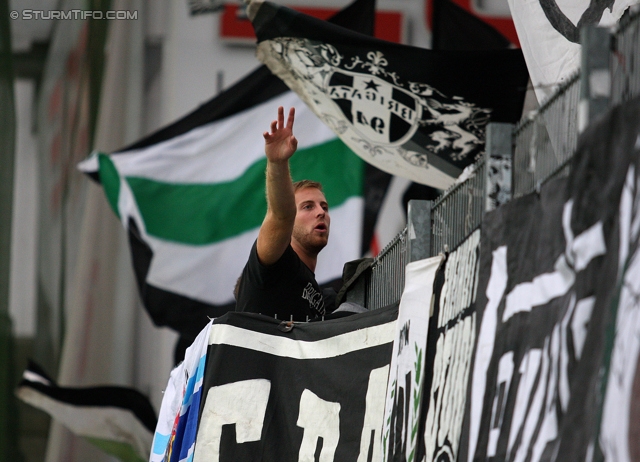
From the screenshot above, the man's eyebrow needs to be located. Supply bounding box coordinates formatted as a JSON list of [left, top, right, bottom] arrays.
[[298, 200, 329, 207]]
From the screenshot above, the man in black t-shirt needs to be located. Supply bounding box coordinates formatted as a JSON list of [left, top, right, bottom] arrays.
[[235, 106, 331, 320]]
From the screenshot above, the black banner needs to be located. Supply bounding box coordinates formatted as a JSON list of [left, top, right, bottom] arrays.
[[194, 306, 398, 461], [460, 97, 640, 462]]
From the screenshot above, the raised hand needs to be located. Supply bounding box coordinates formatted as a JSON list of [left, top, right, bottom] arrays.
[[264, 106, 298, 164]]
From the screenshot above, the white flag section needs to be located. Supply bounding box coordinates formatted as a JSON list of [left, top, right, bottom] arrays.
[[382, 255, 444, 461], [78, 91, 363, 308], [507, 0, 639, 103]]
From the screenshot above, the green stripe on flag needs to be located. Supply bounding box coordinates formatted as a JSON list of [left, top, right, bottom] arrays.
[[98, 153, 122, 219], [124, 138, 363, 245]]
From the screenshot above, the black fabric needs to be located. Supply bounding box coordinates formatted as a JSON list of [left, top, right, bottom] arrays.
[[431, 0, 510, 50], [236, 241, 327, 321], [335, 257, 374, 306]]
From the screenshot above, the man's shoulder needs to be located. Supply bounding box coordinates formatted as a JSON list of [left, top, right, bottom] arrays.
[[247, 239, 298, 270]]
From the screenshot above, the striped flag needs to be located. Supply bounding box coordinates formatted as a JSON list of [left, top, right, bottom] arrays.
[[78, 0, 377, 344], [16, 361, 156, 462]]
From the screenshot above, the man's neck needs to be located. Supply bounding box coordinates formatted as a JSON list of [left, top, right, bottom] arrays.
[[291, 241, 318, 273]]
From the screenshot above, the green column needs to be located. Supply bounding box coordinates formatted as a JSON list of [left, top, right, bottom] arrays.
[[0, 0, 23, 460]]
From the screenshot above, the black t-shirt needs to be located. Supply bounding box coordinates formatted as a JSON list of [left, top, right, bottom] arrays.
[[236, 241, 326, 321]]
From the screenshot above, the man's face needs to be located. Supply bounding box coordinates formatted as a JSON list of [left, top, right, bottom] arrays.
[[292, 187, 330, 254]]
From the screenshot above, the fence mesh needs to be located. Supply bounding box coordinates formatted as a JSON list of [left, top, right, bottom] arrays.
[[431, 160, 486, 256], [512, 72, 580, 198], [366, 228, 408, 310]]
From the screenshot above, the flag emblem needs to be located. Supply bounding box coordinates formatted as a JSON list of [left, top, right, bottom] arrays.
[[327, 70, 421, 145]]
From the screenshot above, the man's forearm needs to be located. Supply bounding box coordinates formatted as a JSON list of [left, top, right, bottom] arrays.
[[256, 106, 298, 265], [265, 159, 296, 223]]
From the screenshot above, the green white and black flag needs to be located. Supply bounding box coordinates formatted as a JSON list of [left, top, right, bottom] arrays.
[[78, 0, 378, 343], [248, 0, 529, 190]]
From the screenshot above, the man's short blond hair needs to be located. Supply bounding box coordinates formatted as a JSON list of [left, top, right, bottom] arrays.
[[293, 179, 323, 193]]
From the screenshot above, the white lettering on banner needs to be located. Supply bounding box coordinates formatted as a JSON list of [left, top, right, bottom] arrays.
[[531, 324, 561, 462], [468, 246, 508, 462], [469, 199, 607, 462], [297, 390, 341, 461], [513, 338, 550, 462], [424, 314, 476, 461], [503, 200, 606, 322], [194, 369, 390, 460], [423, 230, 479, 462], [507, 348, 542, 458], [487, 352, 514, 457], [571, 297, 595, 361], [193, 379, 271, 462], [357, 366, 390, 462], [505, 292, 595, 461]]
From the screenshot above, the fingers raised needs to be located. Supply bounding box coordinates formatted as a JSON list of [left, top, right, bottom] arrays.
[[286, 107, 295, 130], [277, 106, 285, 130]]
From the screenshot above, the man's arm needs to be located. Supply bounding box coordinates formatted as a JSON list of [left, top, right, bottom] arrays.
[[256, 106, 298, 266]]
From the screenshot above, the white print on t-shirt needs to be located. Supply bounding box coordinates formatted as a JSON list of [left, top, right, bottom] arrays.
[[302, 282, 325, 316]]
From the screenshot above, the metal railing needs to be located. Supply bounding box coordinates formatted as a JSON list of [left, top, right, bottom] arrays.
[[431, 160, 486, 256], [365, 228, 408, 310], [512, 72, 580, 198]]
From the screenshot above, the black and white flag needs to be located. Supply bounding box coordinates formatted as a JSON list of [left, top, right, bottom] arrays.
[[460, 97, 640, 462], [247, 0, 529, 190], [16, 361, 156, 462], [193, 306, 398, 461]]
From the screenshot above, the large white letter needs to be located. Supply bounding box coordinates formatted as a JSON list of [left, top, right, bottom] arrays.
[[193, 379, 271, 462], [357, 366, 390, 462], [297, 389, 341, 462], [468, 245, 508, 462]]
